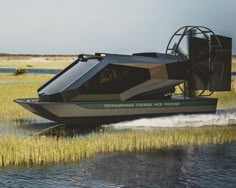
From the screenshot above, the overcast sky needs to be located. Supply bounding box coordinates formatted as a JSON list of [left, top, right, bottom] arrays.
[[0, 0, 235, 55]]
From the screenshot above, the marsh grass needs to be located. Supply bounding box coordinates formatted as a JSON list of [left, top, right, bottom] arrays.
[[0, 74, 53, 123], [212, 90, 236, 108], [0, 127, 235, 167], [15, 67, 27, 75], [232, 57, 236, 72], [0, 59, 72, 70], [0, 74, 53, 81], [233, 64, 236, 72]]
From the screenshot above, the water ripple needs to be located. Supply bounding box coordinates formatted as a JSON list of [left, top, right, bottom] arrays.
[[0, 144, 236, 187]]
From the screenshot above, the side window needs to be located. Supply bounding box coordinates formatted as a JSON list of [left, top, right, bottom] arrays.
[[99, 68, 115, 85], [79, 66, 118, 94], [78, 64, 150, 94]]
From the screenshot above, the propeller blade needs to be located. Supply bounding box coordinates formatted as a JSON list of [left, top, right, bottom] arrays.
[[172, 43, 187, 58], [188, 32, 210, 90]]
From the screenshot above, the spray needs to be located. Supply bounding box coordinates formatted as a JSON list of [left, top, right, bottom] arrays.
[[107, 108, 236, 129]]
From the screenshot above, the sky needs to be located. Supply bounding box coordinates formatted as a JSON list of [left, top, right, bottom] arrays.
[[0, 0, 235, 55]]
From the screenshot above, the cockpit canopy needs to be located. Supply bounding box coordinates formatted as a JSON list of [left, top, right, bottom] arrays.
[[38, 53, 187, 102]]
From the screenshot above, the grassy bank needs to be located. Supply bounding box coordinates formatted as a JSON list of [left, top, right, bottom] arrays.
[[0, 74, 53, 123], [0, 127, 235, 167], [0, 55, 75, 70], [0, 60, 70, 70], [232, 57, 236, 72], [212, 90, 236, 108]]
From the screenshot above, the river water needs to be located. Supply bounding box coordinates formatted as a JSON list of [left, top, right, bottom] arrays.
[[0, 144, 236, 188], [0, 68, 61, 74]]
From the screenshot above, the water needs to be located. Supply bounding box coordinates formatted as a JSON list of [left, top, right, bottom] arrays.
[[232, 72, 236, 78], [0, 144, 236, 188], [0, 68, 61, 74], [0, 118, 55, 137]]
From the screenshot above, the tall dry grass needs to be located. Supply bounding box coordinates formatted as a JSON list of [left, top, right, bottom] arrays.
[[0, 74, 53, 124], [0, 127, 235, 167], [0, 58, 73, 70], [213, 90, 236, 108]]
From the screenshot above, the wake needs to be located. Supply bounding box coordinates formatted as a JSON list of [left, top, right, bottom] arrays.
[[107, 108, 236, 129]]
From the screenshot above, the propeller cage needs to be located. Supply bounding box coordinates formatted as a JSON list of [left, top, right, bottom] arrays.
[[166, 26, 232, 95]]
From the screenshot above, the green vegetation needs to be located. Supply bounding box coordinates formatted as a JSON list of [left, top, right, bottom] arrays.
[[232, 63, 236, 72], [15, 67, 27, 75], [0, 74, 53, 123], [0, 55, 74, 70], [0, 127, 235, 167], [232, 57, 236, 72], [0, 74, 53, 81], [0, 60, 71, 70], [213, 90, 236, 108]]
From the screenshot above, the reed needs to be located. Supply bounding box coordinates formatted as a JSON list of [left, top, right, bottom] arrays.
[[0, 127, 235, 167], [15, 67, 27, 75]]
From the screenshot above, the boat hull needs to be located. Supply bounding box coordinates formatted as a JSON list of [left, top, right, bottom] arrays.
[[14, 98, 218, 126]]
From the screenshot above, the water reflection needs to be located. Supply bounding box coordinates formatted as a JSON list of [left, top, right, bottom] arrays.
[[0, 118, 103, 137], [0, 118, 56, 135]]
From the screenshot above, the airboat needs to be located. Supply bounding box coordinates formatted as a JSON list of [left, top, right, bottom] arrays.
[[15, 26, 232, 125]]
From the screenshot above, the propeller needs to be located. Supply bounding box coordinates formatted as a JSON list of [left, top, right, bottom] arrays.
[[171, 28, 210, 90], [167, 26, 232, 94], [172, 43, 187, 58], [187, 30, 210, 90]]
